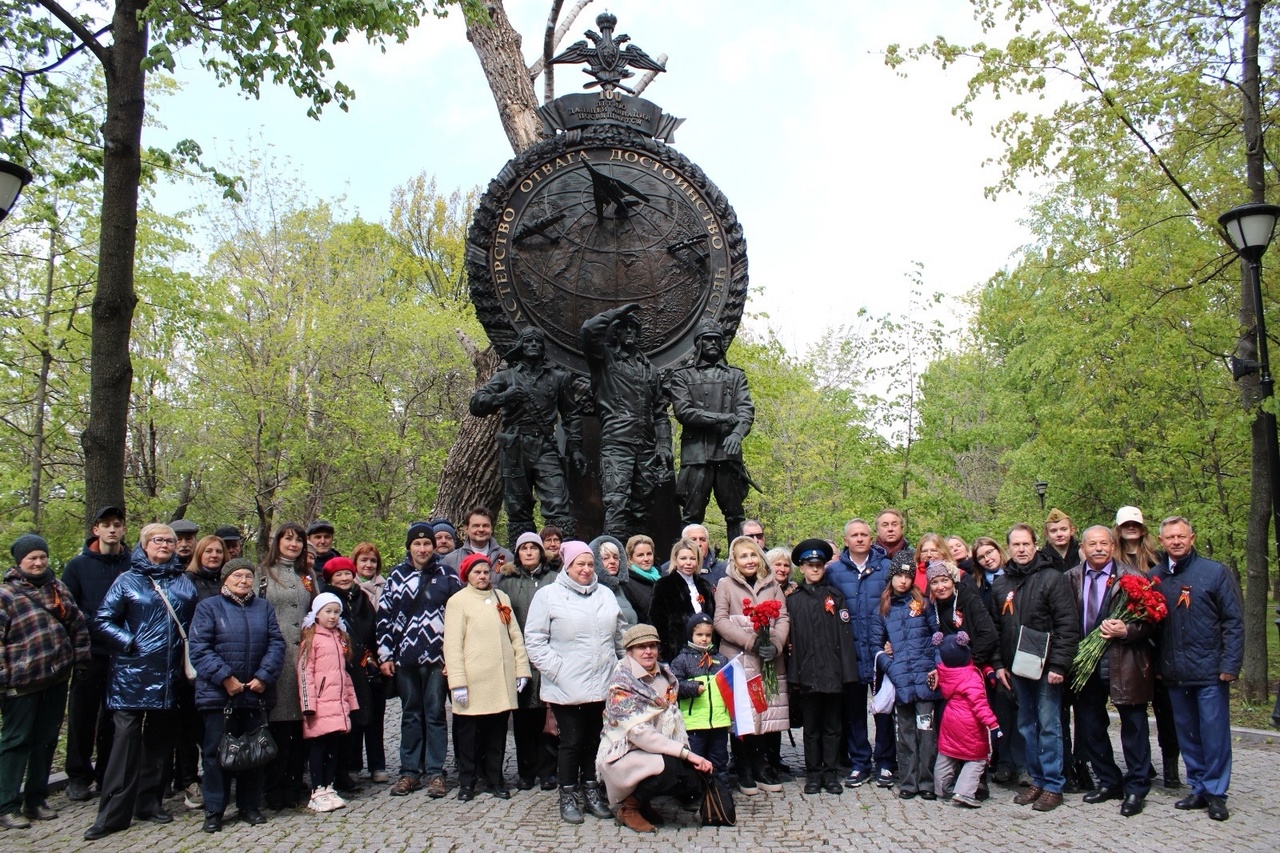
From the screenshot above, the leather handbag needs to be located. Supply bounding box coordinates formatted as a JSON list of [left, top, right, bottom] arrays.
[[218, 703, 278, 772]]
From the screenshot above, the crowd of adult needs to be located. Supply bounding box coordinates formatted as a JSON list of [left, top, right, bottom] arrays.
[[0, 502, 1244, 838]]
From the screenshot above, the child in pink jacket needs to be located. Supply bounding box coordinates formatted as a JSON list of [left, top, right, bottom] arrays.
[[299, 593, 359, 813], [933, 632, 1000, 807]]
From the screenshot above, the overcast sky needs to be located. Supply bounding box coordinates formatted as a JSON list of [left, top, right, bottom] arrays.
[[149, 0, 1038, 354]]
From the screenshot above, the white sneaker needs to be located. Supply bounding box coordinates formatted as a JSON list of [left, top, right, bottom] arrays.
[[183, 782, 204, 809], [309, 788, 340, 813], [325, 787, 347, 811]]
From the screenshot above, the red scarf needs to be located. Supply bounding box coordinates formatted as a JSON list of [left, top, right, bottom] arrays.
[[878, 537, 906, 559]]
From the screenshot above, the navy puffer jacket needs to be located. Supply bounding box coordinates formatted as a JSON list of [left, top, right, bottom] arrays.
[[188, 592, 286, 711], [95, 547, 198, 710], [1153, 550, 1245, 686], [870, 591, 940, 704], [825, 545, 892, 683]]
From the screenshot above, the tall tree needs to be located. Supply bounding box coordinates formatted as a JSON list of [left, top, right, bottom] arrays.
[[888, 0, 1276, 698], [1, 0, 485, 531]]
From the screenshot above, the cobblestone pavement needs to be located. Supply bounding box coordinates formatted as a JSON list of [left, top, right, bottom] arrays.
[[8, 701, 1279, 853]]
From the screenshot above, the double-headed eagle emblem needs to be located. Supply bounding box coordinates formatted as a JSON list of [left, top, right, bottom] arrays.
[[549, 12, 666, 95]]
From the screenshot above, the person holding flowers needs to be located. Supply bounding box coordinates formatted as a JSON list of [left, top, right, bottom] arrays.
[[714, 535, 790, 795], [1066, 526, 1160, 817]]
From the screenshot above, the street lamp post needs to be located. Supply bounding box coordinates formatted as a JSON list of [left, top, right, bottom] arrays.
[[1034, 480, 1048, 511], [1218, 201, 1280, 729], [0, 159, 33, 222]]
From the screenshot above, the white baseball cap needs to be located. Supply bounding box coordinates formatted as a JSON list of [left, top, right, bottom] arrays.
[[1114, 506, 1145, 527]]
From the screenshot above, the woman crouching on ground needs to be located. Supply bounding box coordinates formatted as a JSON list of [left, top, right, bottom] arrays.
[[597, 624, 713, 833]]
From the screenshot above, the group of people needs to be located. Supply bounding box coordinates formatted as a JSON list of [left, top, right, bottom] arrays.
[[0, 501, 1244, 839]]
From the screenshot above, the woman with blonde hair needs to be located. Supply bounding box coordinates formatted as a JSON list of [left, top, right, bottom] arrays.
[[648, 538, 715, 664], [714, 535, 791, 795]]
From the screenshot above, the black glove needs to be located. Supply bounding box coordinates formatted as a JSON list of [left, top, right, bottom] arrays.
[[756, 639, 777, 662]]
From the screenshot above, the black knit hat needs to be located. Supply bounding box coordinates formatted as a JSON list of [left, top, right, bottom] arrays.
[[10, 533, 50, 565], [406, 521, 434, 549]]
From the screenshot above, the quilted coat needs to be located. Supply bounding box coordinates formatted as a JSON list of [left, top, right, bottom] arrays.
[[524, 568, 625, 705], [299, 623, 359, 738], [936, 661, 998, 762], [871, 591, 940, 705], [188, 592, 286, 711], [713, 564, 791, 734], [95, 547, 198, 710]]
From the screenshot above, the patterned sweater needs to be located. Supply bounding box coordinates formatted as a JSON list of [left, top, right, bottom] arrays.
[[377, 556, 461, 666]]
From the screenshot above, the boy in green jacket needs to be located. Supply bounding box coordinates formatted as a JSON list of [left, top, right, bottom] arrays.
[[669, 614, 731, 784]]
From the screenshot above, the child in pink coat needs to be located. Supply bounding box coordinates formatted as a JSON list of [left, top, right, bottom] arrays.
[[933, 632, 1000, 807], [299, 593, 359, 812]]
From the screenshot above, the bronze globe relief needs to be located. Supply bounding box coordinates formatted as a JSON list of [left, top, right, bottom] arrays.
[[467, 16, 747, 376]]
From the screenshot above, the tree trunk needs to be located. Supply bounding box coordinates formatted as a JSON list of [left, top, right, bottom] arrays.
[[431, 330, 503, 525], [435, 1, 548, 527], [465, 0, 543, 154], [29, 220, 57, 530], [82, 1, 145, 533], [1238, 0, 1270, 702]]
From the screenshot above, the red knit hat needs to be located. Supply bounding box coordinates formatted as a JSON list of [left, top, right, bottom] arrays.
[[323, 556, 356, 583], [459, 553, 492, 583]]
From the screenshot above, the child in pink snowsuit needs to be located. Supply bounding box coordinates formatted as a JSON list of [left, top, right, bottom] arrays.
[[933, 632, 1000, 807]]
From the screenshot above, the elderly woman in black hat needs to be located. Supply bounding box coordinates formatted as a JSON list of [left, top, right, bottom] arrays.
[[596, 624, 713, 833], [188, 557, 286, 832], [0, 534, 91, 830]]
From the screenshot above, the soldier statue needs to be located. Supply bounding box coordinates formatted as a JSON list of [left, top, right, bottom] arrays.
[[469, 327, 586, 541], [668, 319, 755, 541], [579, 303, 673, 540]]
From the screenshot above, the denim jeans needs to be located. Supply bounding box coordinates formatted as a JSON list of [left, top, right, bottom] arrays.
[[396, 662, 447, 779], [1012, 673, 1065, 793]]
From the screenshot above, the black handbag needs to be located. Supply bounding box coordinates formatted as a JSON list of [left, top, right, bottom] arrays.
[[218, 702, 278, 772], [699, 771, 736, 827]]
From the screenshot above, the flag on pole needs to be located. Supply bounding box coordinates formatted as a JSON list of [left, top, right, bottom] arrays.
[[714, 654, 761, 736]]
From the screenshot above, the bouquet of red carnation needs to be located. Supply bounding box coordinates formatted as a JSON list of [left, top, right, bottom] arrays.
[[1069, 574, 1168, 693], [742, 598, 784, 698]]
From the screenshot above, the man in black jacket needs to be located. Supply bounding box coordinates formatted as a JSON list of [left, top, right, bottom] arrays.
[[61, 506, 131, 801], [991, 524, 1080, 813]]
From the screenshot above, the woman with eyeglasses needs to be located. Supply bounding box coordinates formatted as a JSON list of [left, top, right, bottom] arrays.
[[969, 536, 1024, 786], [85, 524, 198, 841]]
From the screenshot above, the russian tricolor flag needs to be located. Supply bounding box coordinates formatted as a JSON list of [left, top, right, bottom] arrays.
[[714, 654, 766, 736]]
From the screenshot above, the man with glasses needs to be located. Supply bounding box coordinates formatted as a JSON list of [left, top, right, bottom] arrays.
[[742, 520, 766, 549]]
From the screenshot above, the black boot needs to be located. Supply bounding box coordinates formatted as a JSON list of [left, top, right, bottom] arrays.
[[559, 786, 583, 824], [582, 781, 613, 819], [1162, 750, 1182, 788]]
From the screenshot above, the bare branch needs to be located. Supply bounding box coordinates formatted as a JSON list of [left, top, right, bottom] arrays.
[[542, 0, 564, 104], [631, 54, 667, 97], [34, 0, 110, 66], [528, 0, 594, 80]]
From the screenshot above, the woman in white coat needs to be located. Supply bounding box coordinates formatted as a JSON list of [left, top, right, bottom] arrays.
[[524, 541, 624, 825]]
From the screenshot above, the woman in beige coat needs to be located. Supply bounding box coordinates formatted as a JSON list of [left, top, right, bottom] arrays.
[[714, 535, 791, 796], [444, 554, 530, 801]]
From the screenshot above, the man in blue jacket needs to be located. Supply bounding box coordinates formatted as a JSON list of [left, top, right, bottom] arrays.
[[1154, 516, 1244, 822], [826, 518, 896, 789]]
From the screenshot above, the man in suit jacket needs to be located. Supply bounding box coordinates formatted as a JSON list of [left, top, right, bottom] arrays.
[[1066, 526, 1154, 817]]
